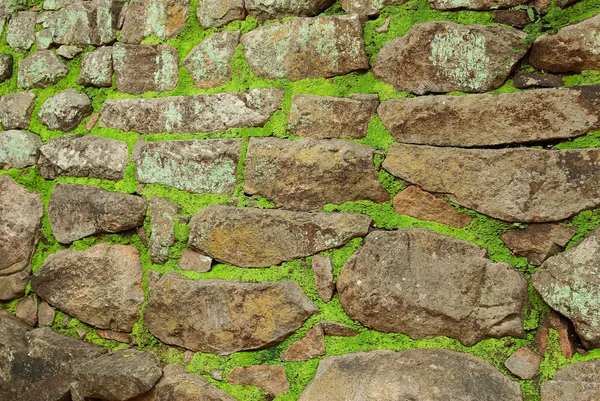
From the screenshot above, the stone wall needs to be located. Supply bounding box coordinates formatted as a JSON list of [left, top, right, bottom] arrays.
[[1, 0, 600, 400]]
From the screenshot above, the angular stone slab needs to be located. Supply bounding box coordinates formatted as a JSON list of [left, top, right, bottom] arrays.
[[56, 45, 83, 59], [228, 365, 290, 398], [0, 54, 13, 83], [281, 325, 325, 362], [78, 46, 113, 88], [0, 176, 43, 301], [6, 11, 36, 50], [136, 138, 243, 194], [38, 89, 93, 132], [113, 43, 179, 94], [501, 224, 577, 266], [372, 21, 528, 94], [17, 50, 69, 89], [145, 273, 319, 354], [31, 243, 145, 332], [48, 183, 147, 244], [378, 86, 600, 147], [532, 227, 600, 349], [530, 14, 600, 73], [241, 15, 369, 81], [245, 0, 335, 20], [298, 349, 523, 401], [288, 94, 379, 139], [337, 229, 528, 346], [383, 144, 600, 222], [99, 88, 284, 133], [244, 138, 389, 210], [196, 0, 245, 29], [0, 130, 41, 169], [513, 72, 564, 89], [429, 0, 528, 10], [188, 205, 372, 268], [0, 92, 35, 130], [541, 359, 600, 401], [183, 31, 240, 89], [38, 134, 129, 180], [341, 0, 406, 16], [149, 196, 180, 265], [120, 0, 190, 44]]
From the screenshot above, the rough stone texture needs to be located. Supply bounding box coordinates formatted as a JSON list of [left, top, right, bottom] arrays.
[[37, 301, 55, 327], [281, 325, 326, 362], [120, 0, 190, 44], [145, 273, 319, 354], [337, 229, 528, 346], [245, 0, 335, 20], [56, 45, 83, 59], [78, 46, 113, 87], [86, 113, 100, 131], [183, 31, 240, 89], [47, 183, 147, 244], [17, 50, 69, 89], [241, 15, 369, 81], [340, 0, 407, 16], [532, 0, 581, 13], [38, 134, 129, 180], [6, 11, 36, 50], [38, 89, 93, 131], [318, 321, 360, 337], [0, 92, 35, 129], [298, 349, 523, 401], [430, 0, 528, 10], [149, 196, 180, 265], [196, 0, 245, 29], [532, 227, 600, 349], [372, 21, 528, 94], [492, 9, 532, 28], [534, 312, 578, 360], [540, 359, 600, 401], [227, 365, 290, 398], [383, 144, 600, 223], [100, 88, 284, 133], [31, 243, 145, 332], [378, 87, 600, 147], [73, 349, 162, 400], [0, 54, 12, 83], [513, 72, 565, 89], [244, 138, 389, 211], [0, 130, 41, 169], [135, 139, 243, 194], [288, 94, 379, 139], [393, 186, 472, 228], [501, 224, 577, 266], [313, 255, 334, 303], [113, 43, 179, 94], [35, 29, 53, 50], [96, 329, 132, 343], [505, 347, 542, 380], [188, 205, 372, 268], [16, 295, 38, 326], [530, 14, 600, 73], [178, 248, 213, 273], [0, 176, 43, 301]]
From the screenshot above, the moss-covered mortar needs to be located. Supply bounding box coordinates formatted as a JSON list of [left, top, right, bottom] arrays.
[[2, 0, 600, 399]]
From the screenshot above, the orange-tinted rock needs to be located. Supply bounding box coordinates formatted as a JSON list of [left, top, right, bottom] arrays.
[[533, 312, 578, 359], [281, 325, 325, 362], [501, 224, 577, 265]]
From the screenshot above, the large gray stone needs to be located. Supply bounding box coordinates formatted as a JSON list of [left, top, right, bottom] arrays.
[[183, 31, 240, 89], [0, 92, 35, 130], [298, 349, 523, 401], [245, 0, 335, 20], [38, 89, 93, 132], [337, 229, 528, 346], [340, 0, 406, 16], [0, 54, 12, 83], [149, 196, 180, 265], [31, 243, 145, 332], [17, 50, 69, 89], [48, 183, 147, 244], [383, 144, 600, 222], [196, 0, 245, 29], [6, 11, 36, 50], [145, 273, 319, 354], [120, 0, 190, 44], [0, 130, 41, 169], [188, 205, 372, 268], [99, 88, 284, 133], [541, 359, 600, 401], [78, 46, 113, 87], [372, 21, 528, 94], [378, 86, 600, 147], [38, 134, 129, 180], [429, 0, 528, 10], [241, 15, 369, 81], [135, 138, 243, 194], [244, 137, 389, 210]]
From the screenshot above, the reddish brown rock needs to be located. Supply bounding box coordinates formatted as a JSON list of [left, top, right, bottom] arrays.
[[318, 321, 359, 337], [228, 365, 290, 398], [501, 224, 577, 265], [312, 255, 334, 303], [96, 329, 132, 343], [16, 295, 38, 326], [178, 248, 213, 273], [492, 9, 532, 28], [505, 347, 542, 380], [513, 72, 564, 89], [533, 312, 578, 360], [281, 325, 325, 362]]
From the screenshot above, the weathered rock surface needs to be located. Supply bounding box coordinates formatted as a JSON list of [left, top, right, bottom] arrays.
[[56, 45, 83, 59], [178, 248, 213, 273], [228, 365, 289, 398], [0, 176, 43, 301], [48, 183, 147, 244], [340, 0, 406, 16], [501, 224, 577, 266], [378, 87, 600, 147], [513, 72, 564, 89], [541, 359, 600, 401], [6, 11, 36, 50], [149, 197, 180, 265], [100, 88, 284, 133], [37, 301, 55, 327], [78, 46, 113, 87], [530, 14, 600, 73], [0, 92, 35, 129], [288, 94, 379, 139], [0, 54, 12, 83], [318, 321, 360, 337], [245, 0, 335, 20], [145, 273, 319, 354], [241, 15, 369, 81], [0, 130, 41, 169], [337, 229, 528, 346], [298, 349, 523, 401], [281, 325, 325, 362], [16, 295, 38, 326], [183, 31, 240, 88], [532, 227, 600, 349], [313, 255, 334, 303], [534, 312, 578, 360], [196, 0, 245, 29], [95, 329, 132, 344], [383, 144, 600, 222], [492, 9, 532, 28], [38, 134, 129, 180], [113, 43, 179, 94], [31, 243, 145, 332], [38, 89, 93, 131], [188, 205, 372, 268], [244, 138, 388, 210], [135, 139, 243, 194], [372, 21, 528, 94], [393, 186, 472, 228], [17, 50, 69, 89], [429, 0, 528, 10], [120, 0, 190, 44], [505, 346, 542, 380]]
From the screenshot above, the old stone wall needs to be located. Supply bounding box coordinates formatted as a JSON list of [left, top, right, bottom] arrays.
[[1, 0, 600, 400]]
